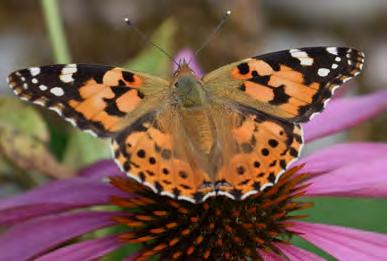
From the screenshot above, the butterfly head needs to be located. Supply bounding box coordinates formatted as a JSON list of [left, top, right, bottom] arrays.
[[172, 61, 207, 108]]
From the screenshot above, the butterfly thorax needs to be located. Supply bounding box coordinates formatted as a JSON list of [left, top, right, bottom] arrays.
[[172, 64, 207, 108]]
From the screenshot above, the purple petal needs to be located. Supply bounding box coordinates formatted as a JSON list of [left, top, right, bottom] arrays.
[[258, 243, 324, 260], [0, 176, 127, 225], [292, 221, 387, 260], [36, 236, 123, 261], [78, 159, 123, 178], [305, 155, 387, 198], [299, 142, 387, 175], [304, 91, 387, 142], [258, 250, 282, 261], [276, 243, 325, 261], [173, 48, 204, 77], [0, 211, 117, 261]]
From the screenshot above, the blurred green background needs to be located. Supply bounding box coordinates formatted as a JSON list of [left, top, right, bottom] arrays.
[[0, 0, 386, 259]]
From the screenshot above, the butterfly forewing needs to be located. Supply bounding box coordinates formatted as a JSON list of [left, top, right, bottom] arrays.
[[204, 47, 365, 122], [8, 64, 169, 137]]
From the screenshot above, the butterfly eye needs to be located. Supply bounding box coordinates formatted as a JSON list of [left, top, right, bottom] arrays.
[[174, 82, 180, 88]]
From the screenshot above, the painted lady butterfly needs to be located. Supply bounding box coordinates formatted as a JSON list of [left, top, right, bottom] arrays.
[[7, 47, 364, 203]]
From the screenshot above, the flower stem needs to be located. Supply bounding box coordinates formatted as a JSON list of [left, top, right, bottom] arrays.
[[40, 0, 71, 63]]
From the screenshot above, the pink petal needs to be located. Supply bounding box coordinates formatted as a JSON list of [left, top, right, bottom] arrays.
[[36, 236, 123, 261], [299, 142, 387, 175], [304, 91, 387, 142], [0, 211, 117, 261], [258, 243, 324, 261], [292, 221, 387, 260], [78, 159, 123, 178], [305, 156, 387, 197], [258, 250, 282, 261], [0, 176, 126, 225], [276, 243, 325, 261], [173, 48, 204, 77]]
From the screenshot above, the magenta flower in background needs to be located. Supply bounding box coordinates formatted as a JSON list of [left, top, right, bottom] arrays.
[[0, 50, 387, 260], [173, 48, 204, 77]]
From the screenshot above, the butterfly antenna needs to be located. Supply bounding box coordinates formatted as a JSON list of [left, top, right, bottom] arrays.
[[194, 10, 231, 56], [124, 18, 179, 67]]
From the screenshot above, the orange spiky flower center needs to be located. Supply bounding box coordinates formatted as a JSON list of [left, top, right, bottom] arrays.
[[110, 165, 312, 260]]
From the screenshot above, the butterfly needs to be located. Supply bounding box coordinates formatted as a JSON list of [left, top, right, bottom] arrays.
[[8, 47, 364, 203]]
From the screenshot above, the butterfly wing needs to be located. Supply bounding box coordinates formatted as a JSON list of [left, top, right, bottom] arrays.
[[213, 105, 303, 200], [111, 100, 303, 203], [203, 47, 365, 122], [112, 108, 214, 203], [7, 64, 169, 137]]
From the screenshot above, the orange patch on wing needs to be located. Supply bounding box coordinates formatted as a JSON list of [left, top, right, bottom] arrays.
[[73, 87, 114, 118], [102, 68, 143, 88], [92, 111, 120, 130], [244, 81, 274, 102], [231, 59, 275, 80], [232, 117, 256, 143], [103, 68, 124, 85], [274, 65, 304, 82], [79, 81, 101, 98], [250, 60, 275, 76], [116, 90, 142, 113], [130, 75, 143, 88], [68, 99, 80, 108], [277, 101, 302, 116]]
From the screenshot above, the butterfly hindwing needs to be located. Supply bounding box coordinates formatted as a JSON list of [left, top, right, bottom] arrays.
[[112, 110, 213, 203], [8, 64, 169, 137], [204, 47, 364, 122], [212, 106, 303, 200], [111, 102, 303, 203]]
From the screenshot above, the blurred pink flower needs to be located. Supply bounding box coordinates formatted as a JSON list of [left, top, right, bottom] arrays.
[[173, 48, 204, 77], [0, 51, 387, 260]]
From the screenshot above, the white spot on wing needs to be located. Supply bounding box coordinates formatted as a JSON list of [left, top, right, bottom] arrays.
[[65, 117, 77, 127], [32, 78, 38, 84], [289, 49, 314, 66], [60, 74, 74, 83], [60, 64, 77, 83], [34, 100, 46, 106], [84, 129, 98, 137], [326, 47, 338, 55], [49, 106, 63, 115], [50, 87, 64, 96], [29, 67, 41, 76], [335, 57, 341, 62], [318, 68, 330, 77], [39, 85, 48, 91], [331, 63, 338, 69]]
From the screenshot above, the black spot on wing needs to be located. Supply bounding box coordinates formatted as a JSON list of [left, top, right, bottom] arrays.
[[269, 85, 290, 105], [122, 71, 135, 83], [237, 63, 250, 75], [250, 74, 270, 85]]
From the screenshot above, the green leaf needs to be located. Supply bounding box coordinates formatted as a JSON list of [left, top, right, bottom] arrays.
[[0, 97, 73, 180], [62, 130, 110, 169], [123, 18, 178, 77], [0, 97, 49, 142], [0, 126, 75, 179]]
